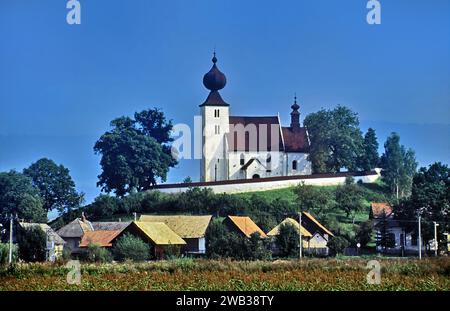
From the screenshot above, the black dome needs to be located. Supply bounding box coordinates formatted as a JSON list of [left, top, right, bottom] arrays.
[[203, 54, 227, 91]]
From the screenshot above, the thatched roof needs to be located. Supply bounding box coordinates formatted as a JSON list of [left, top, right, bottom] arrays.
[[226, 216, 267, 238], [139, 215, 212, 238], [19, 222, 65, 245], [133, 221, 186, 246], [92, 222, 130, 231], [302, 212, 334, 236], [266, 218, 312, 238]]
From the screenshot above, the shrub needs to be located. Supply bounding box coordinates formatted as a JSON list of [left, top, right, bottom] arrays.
[[327, 236, 350, 256], [17, 227, 46, 262], [113, 233, 150, 261], [84, 243, 112, 263], [275, 223, 300, 258], [0, 243, 18, 265]]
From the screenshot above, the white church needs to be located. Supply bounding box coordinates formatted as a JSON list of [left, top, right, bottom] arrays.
[[200, 54, 312, 182]]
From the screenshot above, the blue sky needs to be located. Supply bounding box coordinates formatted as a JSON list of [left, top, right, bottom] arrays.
[[1, 0, 449, 206]]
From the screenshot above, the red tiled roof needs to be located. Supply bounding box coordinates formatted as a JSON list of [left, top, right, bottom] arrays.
[[228, 116, 284, 152], [370, 202, 393, 219], [79, 230, 122, 247], [282, 127, 310, 153]]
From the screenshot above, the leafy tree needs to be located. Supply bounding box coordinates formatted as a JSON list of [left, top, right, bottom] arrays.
[[245, 232, 271, 260], [23, 158, 84, 214], [358, 128, 379, 171], [275, 223, 300, 257], [356, 221, 374, 247], [85, 194, 120, 220], [113, 233, 150, 261], [94, 108, 177, 196], [0, 171, 46, 226], [84, 243, 112, 263], [395, 162, 450, 248], [183, 176, 193, 183], [17, 226, 47, 262], [380, 133, 417, 199], [304, 106, 364, 173], [293, 183, 335, 216], [206, 220, 232, 258], [335, 178, 365, 223], [327, 236, 350, 256], [177, 187, 218, 214]]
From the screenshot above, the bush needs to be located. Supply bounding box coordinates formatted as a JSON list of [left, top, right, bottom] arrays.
[[0, 243, 18, 265], [327, 236, 350, 256], [17, 227, 47, 262], [113, 233, 150, 261], [84, 243, 112, 263], [275, 223, 300, 258]]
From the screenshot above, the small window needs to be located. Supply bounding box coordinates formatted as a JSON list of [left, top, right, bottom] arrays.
[[266, 153, 271, 163], [292, 160, 298, 170], [214, 125, 220, 135], [214, 109, 220, 118], [240, 154, 245, 165]]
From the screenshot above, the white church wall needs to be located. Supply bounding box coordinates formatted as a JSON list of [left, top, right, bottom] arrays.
[[228, 151, 285, 180], [286, 153, 312, 176], [154, 172, 380, 194]]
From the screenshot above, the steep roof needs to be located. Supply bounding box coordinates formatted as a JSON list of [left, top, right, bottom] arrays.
[[19, 222, 65, 245], [302, 212, 334, 236], [133, 221, 186, 246], [92, 222, 130, 231], [266, 218, 312, 238], [281, 127, 310, 153], [139, 215, 212, 238], [56, 218, 94, 238], [79, 230, 121, 247], [226, 216, 267, 238], [370, 202, 393, 219], [228, 116, 284, 152]]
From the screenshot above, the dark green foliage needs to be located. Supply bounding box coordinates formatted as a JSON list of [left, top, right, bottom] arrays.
[[94, 108, 177, 196], [303, 106, 364, 173], [275, 223, 300, 257], [113, 233, 150, 261], [380, 132, 417, 199], [293, 183, 335, 216], [376, 211, 396, 250], [395, 162, 450, 246], [17, 227, 47, 262], [0, 243, 18, 265], [86, 195, 120, 220], [206, 220, 270, 260], [84, 243, 112, 263], [0, 171, 46, 227], [335, 178, 365, 221], [327, 236, 350, 256], [356, 221, 374, 247], [23, 158, 84, 214], [358, 128, 379, 171]]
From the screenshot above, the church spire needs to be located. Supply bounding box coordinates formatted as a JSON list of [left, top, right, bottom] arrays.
[[200, 51, 229, 107], [290, 94, 300, 128]]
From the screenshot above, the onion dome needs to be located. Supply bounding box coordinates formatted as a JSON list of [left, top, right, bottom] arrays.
[[203, 52, 227, 91], [290, 94, 301, 128]]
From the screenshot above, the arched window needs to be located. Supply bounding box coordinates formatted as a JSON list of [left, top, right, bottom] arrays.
[[240, 153, 245, 166], [252, 174, 260, 179], [292, 160, 298, 171], [266, 153, 271, 163]]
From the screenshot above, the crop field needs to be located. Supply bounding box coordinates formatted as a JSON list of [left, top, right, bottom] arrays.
[[1, 257, 449, 291]]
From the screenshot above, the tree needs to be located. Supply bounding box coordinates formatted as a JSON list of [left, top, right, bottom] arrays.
[[380, 133, 417, 199], [304, 106, 364, 173], [113, 233, 150, 261], [356, 221, 374, 248], [293, 183, 335, 216], [0, 171, 46, 226], [17, 226, 47, 262], [206, 220, 232, 258], [275, 223, 300, 257], [23, 158, 84, 214], [84, 243, 113, 263], [94, 108, 177, 196], [327, 236, 350, 256], [395, 162, 450, 248], [335, 178, 365, 223], [244, 232, 271, 260], [358, 128, 379, 171], [375, 211, 396, 250]]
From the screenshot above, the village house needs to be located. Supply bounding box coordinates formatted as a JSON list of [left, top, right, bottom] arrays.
[[267, 218, 312, 255], [223, 216, 267, 239], [300, 212, 334, 256], [56, 215, 94, 255], [139, 215, 212, 255], [112, 221, 186, 259], [18, 222, 65, 262]]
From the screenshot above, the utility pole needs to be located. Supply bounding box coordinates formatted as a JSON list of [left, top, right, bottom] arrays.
[[299, 211, 302, 260], [9, 214, 13, 264], [418, 215, 422, 260], [434, 221, 439, 257]]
